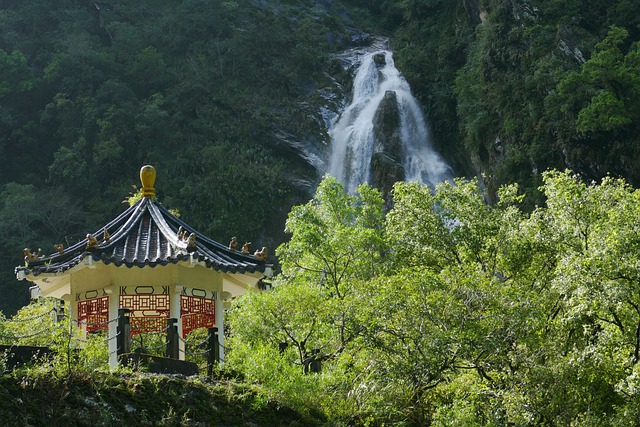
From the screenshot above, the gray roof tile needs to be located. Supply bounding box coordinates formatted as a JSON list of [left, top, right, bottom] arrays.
[[17, 197, 270, 277]]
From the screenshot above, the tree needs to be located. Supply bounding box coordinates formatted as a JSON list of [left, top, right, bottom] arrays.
[[362, 178, 549, 423], [226, 177, 386, 421], [0, 49, 34, 96], [560, 26, 640, 135], [229, 176, 385, 370], [0, 183, 40, 249], [226, 171, 640, 424], [518, 170, 640, 424]]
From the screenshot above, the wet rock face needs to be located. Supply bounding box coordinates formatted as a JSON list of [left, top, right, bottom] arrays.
[[462, 0, 483, 25], [371, 90, 404, 199], [373, 53, 386, 67]]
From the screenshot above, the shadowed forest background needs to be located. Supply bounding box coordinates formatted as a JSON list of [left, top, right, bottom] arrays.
[[2, 0, 640, 314]]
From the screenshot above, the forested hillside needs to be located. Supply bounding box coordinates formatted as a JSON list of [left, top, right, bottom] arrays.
[[0, 0, 370, 313], [383, 0, 640, 200], [1, 0, 639, 311]]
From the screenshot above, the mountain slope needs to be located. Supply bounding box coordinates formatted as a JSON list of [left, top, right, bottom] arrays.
[[0, 0, 375, 313]]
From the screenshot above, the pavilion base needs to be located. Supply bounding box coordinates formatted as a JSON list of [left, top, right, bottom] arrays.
[[120, 353, 199, 376]]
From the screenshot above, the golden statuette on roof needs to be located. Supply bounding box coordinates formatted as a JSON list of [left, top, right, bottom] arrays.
[[140, 165, 156, 198]]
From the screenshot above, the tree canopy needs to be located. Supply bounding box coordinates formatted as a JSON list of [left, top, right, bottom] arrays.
[[228, 172, 640, 426]]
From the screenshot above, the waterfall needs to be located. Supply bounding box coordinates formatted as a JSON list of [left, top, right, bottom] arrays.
[[328, 49, 452, 193]]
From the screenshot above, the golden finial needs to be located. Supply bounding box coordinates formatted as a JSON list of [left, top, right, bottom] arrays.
[[140, 165, 156, 198]]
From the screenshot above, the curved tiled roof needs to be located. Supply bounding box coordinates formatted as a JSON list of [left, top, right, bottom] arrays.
[[17, 197, 270, 277]]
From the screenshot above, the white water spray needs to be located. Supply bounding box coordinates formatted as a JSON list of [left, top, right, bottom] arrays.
[[328, 49, 452, 193]]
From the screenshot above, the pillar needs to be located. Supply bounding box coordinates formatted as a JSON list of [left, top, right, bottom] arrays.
[[215, 290, 224, 364], [170, 286, 185, 360], [108, 286, 120, 370], [207, 327, 219, 376]]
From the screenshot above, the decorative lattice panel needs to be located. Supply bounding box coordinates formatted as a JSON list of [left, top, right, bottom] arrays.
[[129, 317, 168, 335], [77, 296, 109, 332], [181, 295, 215, 336], [120, 294, 170, 334]]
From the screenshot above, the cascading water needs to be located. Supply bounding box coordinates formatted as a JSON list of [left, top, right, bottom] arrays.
[[328, 48, 453, 193]]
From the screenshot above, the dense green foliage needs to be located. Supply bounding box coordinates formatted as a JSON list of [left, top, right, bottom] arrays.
[[228, 172, 640, 425], [381, 0, 640, 200], [4, 170, 640, 424]]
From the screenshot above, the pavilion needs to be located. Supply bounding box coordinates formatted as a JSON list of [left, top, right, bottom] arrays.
[[15, 165, 272, 368]]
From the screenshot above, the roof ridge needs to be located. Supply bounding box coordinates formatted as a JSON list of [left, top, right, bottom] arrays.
[[16, 187, 271, 277]]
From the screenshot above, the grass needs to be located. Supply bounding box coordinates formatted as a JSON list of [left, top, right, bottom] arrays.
[[0, 369, 326, 426]]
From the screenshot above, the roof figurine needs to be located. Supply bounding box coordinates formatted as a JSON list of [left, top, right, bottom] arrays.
[[23, 248, 39, 263], [254, 247, 268, 261], [86, 233, 99, 249], [229, 237, 238, 251]]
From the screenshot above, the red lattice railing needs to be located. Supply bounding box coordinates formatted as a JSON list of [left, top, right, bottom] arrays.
[[77, 296, 109, 332], [75, 293, 216, 337], [120, 294, 170, 334], [181, 295, 215, 335]]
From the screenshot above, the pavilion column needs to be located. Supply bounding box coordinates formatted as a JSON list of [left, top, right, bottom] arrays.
[[170, 286, 185, 360], [215, 289, 225, 364], [108, 286, 120, 370]]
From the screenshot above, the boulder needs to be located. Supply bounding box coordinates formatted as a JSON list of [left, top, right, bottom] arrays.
[[371, 90, 405, 200]]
